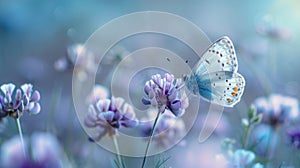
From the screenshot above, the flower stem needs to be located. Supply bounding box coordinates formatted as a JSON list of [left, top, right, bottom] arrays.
[[15, 118, 26, 157], [242, 125, 251, 149], [141, 110, 161, 168], [112, 135, 123, 168], [266, 127, 276, 167]]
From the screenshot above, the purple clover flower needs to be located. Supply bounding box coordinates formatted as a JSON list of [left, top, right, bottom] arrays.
[[141, 110, 186, 148], [287, 127, 300, 149], [142, 73, 188, 117], [0, 132, 69, 168], [84, 96, 138, 141], [21, 84, 41, 115], [0, 83, 41, 119], [253, 94, 299, 127], [87, 84, 109, 104]]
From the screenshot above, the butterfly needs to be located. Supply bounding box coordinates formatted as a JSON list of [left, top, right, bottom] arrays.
[[184, 36, 245, 107]]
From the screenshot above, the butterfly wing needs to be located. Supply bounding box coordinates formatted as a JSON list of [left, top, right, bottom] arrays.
[[185, 36, 245, 107], [195, 71, 245, 107], [194, 36, 238, 76]]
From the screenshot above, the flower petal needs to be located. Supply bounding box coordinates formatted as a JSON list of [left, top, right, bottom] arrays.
[[170, 100, 181, 111], [142, 98, 151, 105], [113, 97, 124, 110], [122, 103, 135, 119], [233, 149, 255, 166], [28, 102, 41, 115], [21, 83, 33, 97], [31, 91, 41, 102], [121, 119, 138, 127], [144, 81, 151, 95], [1, 83, 15, 95], [98, 111, 114, 122]]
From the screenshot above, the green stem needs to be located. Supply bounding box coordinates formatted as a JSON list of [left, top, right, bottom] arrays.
[[242, 125, 251, 149], [15, 118, 26, 157], [265, 127, 276, 167], [141, 110, 161, 168], [112, 135, 123, 168]]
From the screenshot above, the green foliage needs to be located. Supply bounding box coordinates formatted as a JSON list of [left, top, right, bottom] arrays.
[[112, 155, 126, 168], [154, 156, 171, 168]]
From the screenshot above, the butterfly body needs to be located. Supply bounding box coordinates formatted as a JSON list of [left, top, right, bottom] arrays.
[[184, 36, 245, 107]]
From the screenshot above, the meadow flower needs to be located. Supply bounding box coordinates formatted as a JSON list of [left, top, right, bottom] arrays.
[[54, 44, 97, 81], [226, 149, 265, 168], [141, 73, 189, 168], [105, 45, 130, 65], [253, 94, 299, 127], [21, 83, 41, 115], [142, 73, 188, 117], [256, 24, 291, 40], [252, 163, 264, 168], [0, 132, 70, 168], [287, 127, 300, 149], [54, 44, 85, 71], [141, 110, 186, 148], [231, 149, 255, 167], [87, 84, 109, 104], [84, 96, 138, 141], [0, 83, 41, 119], [251, 124, 278, 155]]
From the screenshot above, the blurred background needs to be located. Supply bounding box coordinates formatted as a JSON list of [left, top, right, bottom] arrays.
[[1, 0, 300, 167]]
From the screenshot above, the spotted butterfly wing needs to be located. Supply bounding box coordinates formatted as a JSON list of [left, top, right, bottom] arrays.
[[185, 36, 245, 107], [196, 71, 245, 107], [194, 36, 238, 75]]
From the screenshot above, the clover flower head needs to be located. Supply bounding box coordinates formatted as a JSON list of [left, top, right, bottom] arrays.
[[106, 45, 130, 65], [54, 44, 85, 72], [253, 94, 299, 126], [256, 23, 291, 40], [287, 127, 300, 149], [87, 84, 109, 104], [84, 96, 138, 141], [141, 110, 186, 148], [55, 44, 98, 82], [21, 83, 41, 115], [142, 73, 189, 117], [232, 149, 255, 167], [0, 83, 41, 119], [0, 132, 69, 168]]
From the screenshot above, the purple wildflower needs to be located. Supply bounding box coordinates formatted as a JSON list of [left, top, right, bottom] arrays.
[[142, 73, 188, 117], [54, 44, 85, 72], [287, 127, 300, 149], [54, 44, 97, 82], [256, 24, 291, 40], [0, 83, 41, 119], [87, 84, 109, 104], [253, 94, 299, 127], [84, 96, 138, 141], [21, 84, 41, 115], [141, 110, 186, 148], [0, 132, 69, 168]]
